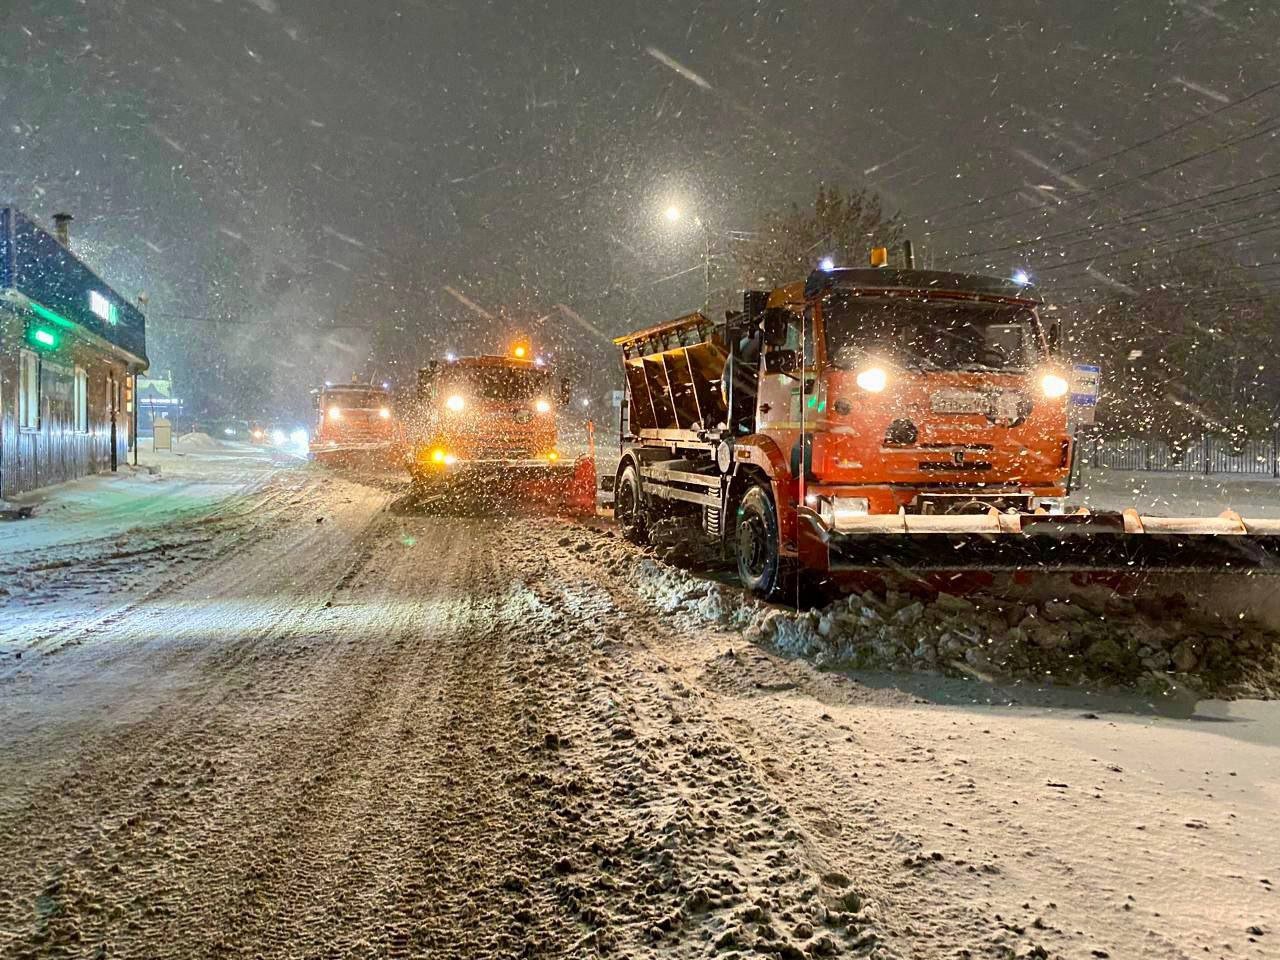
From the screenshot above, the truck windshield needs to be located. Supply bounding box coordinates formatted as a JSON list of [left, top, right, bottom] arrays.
[[823, 293, 1041, 372], [322, 389, 387, 409], [452, 367, 549, 402]]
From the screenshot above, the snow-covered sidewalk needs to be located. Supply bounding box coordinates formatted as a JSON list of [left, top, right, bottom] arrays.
[[0, 437, 288, 557]]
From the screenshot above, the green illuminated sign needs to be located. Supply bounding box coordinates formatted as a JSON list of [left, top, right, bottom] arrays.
[[29, 300, 75, 330], [28, 326, 59, 349]]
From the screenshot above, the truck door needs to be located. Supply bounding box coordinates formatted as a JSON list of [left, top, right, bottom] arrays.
[[757, 309, 812, 431]]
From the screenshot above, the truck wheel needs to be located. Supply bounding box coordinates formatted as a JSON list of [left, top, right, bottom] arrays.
[[616, 463, 649, 544], [736, 484, 796, 599]]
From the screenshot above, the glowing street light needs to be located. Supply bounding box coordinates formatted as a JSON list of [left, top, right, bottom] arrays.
[[663, 205, 682, 223]]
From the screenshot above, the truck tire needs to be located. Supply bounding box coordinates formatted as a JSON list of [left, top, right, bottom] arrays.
[[616, 463, 649, 544], [736, 484, 796, 600]]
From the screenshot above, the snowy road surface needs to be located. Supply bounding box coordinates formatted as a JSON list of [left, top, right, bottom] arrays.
[[1, 449, 1276, 959]]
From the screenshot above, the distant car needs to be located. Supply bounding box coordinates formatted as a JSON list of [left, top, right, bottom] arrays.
[[206, 418, 252, 441]]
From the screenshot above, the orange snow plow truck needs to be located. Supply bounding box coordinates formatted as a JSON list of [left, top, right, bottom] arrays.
[[612, 252, 1280, 598], [312, 380, 402, 467], [406, 343, 596, 514]]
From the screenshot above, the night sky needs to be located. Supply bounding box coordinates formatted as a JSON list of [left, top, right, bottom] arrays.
[[2, 0, 1277, 416]]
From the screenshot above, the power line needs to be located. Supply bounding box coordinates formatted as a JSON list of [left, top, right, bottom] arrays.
[[1039, 217, 1280, 272], [922, 76, 1280, 232], [964, 171, 1280, 259], [931, 116, 1280, 242]]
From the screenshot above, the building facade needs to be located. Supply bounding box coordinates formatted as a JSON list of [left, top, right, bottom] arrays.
[[0, 207, 148, 498]]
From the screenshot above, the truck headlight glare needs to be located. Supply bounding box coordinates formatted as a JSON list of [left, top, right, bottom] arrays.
[[856, 367, 887, 393], [446, 394, 465, 412], [1040, 373, 1069, 398], [535, 399, 551, 414]]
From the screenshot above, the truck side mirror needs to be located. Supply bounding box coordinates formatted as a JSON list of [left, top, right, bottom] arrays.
[[762, 308, 789, 348], [559, 376, 572, 406], [416, 366, 436, 400], [1047, 321, 1061, 356], [764, 349, 798, 374]]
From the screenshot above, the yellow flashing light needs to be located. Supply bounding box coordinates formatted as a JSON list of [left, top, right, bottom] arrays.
[[512, 344, 528, 359], [431, 448, 446, 463], [869, 246, 888, 268], [545, 451, 559, 462]]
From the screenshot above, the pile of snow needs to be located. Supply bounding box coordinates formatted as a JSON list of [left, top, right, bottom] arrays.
[[560, 524, 1280, 700], [173, 431, 222, 449], [746, 588, 1280, 700]]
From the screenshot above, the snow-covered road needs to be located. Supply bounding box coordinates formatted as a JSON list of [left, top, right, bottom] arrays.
[[0, 450, 1275, 958]]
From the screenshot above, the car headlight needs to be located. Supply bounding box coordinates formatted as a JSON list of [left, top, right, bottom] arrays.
[[446, 394, 465, 412], [855, 367, 887, 393], [1040, 373, 1069, 398], [534, 399, 551, 414]]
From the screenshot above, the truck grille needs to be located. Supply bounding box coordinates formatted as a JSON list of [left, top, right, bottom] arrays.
[[475, 446, 533, 460]]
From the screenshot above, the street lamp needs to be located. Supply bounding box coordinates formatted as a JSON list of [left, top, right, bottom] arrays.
[[661, 203, 713, 312]]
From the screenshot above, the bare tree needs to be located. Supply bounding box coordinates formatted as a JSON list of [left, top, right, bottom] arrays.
[[735, 184, 902, 287]]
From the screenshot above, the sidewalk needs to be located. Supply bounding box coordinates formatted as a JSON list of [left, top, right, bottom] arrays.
[[0, 436, 289, 557]]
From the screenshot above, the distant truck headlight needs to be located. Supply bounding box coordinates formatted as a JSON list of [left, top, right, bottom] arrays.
[[328, 406, 342, 420], [855, 367, 887, 393], [224, 427, 236, 436], [446, 394, 466, 412], [378, 407, 391, 419], [534, 399, 551, 414], [1040, 373, 1069, 398], [271, 429, 287, 445]]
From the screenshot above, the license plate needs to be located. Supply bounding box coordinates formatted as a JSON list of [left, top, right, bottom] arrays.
[[931, 390, 990, 415]]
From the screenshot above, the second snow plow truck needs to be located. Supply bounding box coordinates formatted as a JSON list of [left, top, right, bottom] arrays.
[[406, 342, 596, 513], [612, 249, 1280, 599]]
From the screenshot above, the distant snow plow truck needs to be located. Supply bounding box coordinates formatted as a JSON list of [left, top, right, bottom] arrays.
[[312, 380, 402, 467], [406, 342, 596, 514], [612, 248, 1280, 599]]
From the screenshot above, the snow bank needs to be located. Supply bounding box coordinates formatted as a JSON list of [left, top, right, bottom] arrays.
[[564, 524, 1280, 700]]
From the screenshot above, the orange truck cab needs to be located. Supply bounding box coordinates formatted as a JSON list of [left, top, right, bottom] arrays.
[[313, 382, 397, 452], [407, 345, 595, 511], [613, 261, 1082, 596]]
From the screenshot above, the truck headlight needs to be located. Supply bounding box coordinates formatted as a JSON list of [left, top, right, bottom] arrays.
[[378, 407, 391, 419], [1040, 373, 1069, 398], [855, 367, 887, 393], [446, 394, 465, 412], [534, 399, 551, 414]]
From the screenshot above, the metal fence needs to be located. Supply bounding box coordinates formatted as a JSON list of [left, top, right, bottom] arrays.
[[1079, 434, 1280, 477]]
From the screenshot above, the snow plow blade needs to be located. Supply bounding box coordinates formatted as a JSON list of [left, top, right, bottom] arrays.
[[817, 511, 1280, 574], [413, 457, 596, 516]]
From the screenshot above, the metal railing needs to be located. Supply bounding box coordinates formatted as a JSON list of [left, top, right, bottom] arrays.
[[1079, 433, 1280, 477]]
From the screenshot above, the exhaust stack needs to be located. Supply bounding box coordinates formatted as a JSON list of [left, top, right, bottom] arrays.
[[53, 212, 73, 248], [903, 239, 915, 269]]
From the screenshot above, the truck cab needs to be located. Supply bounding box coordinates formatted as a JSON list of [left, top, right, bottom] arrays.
[[751, 267, 1071, 519], [313, 382, 397, 452]]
